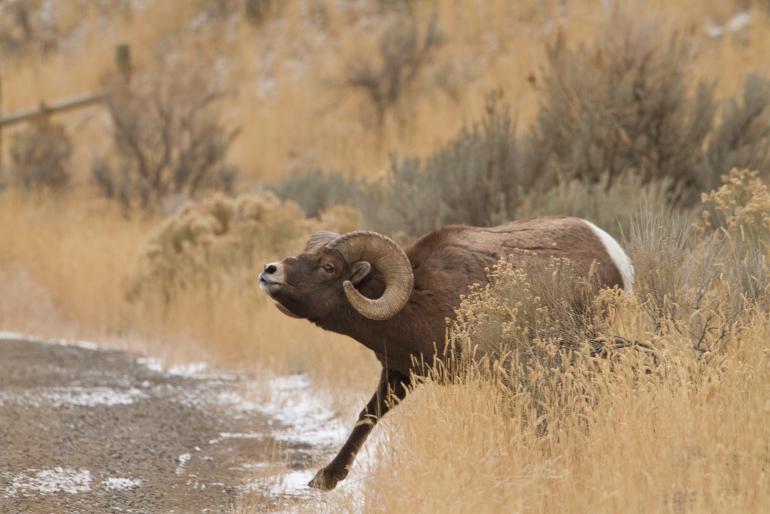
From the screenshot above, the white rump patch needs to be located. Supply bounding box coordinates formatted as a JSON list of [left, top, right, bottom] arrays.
[[581, 220, 635, 292]]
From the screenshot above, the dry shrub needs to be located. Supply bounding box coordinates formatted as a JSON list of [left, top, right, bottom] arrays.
[[528, 9, 714, 200], [197, 0, 283, 25], [128, 191, 362, 305], [124, 190, 373, 397], [7, 118, 72, 191], [0, 0, 66, 56], [701, 168, 770, 246], [443, 255, 658, 437], [451, 257, 606, 363], [349, 314, 768, 513], [343, 11, 444, 131], [630, 212, 768, 358], [92, 55, 239, 212]]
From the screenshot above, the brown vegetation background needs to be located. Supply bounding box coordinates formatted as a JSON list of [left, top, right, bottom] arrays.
[[1, 1, 769, 512]]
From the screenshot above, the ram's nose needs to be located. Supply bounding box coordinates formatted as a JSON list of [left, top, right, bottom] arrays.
[[259, 262, 285, 289]]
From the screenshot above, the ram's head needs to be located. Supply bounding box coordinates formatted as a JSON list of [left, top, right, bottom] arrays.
[[259, 231, 414, 321]]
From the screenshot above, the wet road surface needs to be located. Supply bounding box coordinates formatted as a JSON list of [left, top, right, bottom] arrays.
[[0, 336, 341, 513]]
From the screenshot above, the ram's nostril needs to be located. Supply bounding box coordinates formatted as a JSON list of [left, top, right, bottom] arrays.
[[264, 264, 278, 274]]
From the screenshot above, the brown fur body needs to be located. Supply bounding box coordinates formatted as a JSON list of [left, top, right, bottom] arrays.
[[261, 216, 625, 490], [314, 216, 623, 375]]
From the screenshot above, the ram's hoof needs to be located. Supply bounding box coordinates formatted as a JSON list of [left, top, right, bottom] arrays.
[[308, 466, 348, 491]]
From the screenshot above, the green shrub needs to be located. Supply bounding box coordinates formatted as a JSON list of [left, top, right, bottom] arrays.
[[364, 92, 527, 237], [517, 172, 673, 240], [703, 77, 770, 191], [271, 169, 363, 218], [527, 10, 770, 205]]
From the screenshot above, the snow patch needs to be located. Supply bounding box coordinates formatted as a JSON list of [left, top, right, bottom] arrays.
[[136, 356, 209, 377], [257, 374, 346, 447], [102, 477, 142, 491], [241, 469, 315, 497], [209, 432, 266, 445], [234, 374, 353, 501], [210, 390, 262, 411], [136, 355, 234, 380], [168, 362, 209, 376], [0, 331, 99, 351], [0, 386, 147, 407], [136, 356, 164, 373], [176, 453, 192, 476], [3, 468, 91, 497]]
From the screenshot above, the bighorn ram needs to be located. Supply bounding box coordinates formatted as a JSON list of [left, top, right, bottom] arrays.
[[259, 216, 634, 490]]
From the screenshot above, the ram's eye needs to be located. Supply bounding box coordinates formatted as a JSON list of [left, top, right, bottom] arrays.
[[322, 264, 335, 274]]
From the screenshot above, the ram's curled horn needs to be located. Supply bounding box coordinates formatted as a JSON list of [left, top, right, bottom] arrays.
[[327, 231, 414, 320], [305, 231, 340, 253]]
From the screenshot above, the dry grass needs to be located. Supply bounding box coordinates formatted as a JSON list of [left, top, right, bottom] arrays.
[[0, 190, 376, 404], [337, 315, 769, 513], [0, 190, 147, 336]]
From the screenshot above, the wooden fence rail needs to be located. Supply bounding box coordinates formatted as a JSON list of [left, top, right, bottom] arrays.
[[0, 91, 104, 129], [0, 44, 131, 173]]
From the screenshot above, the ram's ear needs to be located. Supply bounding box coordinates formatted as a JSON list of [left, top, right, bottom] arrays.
[[349, 261, 372, 285]]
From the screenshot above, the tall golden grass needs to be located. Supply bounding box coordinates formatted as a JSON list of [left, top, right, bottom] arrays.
[[0, 190, 376, 402], [337, 316, 768, 513]]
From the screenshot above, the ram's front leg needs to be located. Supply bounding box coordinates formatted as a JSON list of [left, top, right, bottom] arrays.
[[308, 367, 409, 491]]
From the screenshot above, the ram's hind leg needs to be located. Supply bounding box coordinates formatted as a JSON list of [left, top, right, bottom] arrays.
[[308, 367, 409, 491]]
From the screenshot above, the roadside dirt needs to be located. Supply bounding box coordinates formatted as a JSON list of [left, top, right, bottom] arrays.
[[0, 336, 338, 513]]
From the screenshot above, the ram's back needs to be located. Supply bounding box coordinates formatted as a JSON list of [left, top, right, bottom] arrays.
[[406, 216, 626, 300]]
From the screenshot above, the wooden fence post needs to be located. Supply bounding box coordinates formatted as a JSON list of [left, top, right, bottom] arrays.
[[0, 76, 3, 177], [115, 43, 132, 83]]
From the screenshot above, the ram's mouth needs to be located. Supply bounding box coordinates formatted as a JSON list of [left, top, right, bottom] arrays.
[[258, 273, 283, 294]]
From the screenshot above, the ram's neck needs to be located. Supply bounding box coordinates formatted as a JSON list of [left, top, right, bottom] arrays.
[[312, 271, 445, 374]]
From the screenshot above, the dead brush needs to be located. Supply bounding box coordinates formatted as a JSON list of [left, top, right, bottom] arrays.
[[436, 176, 770, 438], [442, 255, 658, 433], [700, 168, 770, 249], [92, 54, 239, 213], [7, 117, 72, 192], [343, 11, 444, 132], [127, 191, 362, 308]]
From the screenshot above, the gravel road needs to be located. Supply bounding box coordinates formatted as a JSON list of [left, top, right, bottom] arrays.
[[0, 335, 340, 513]]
